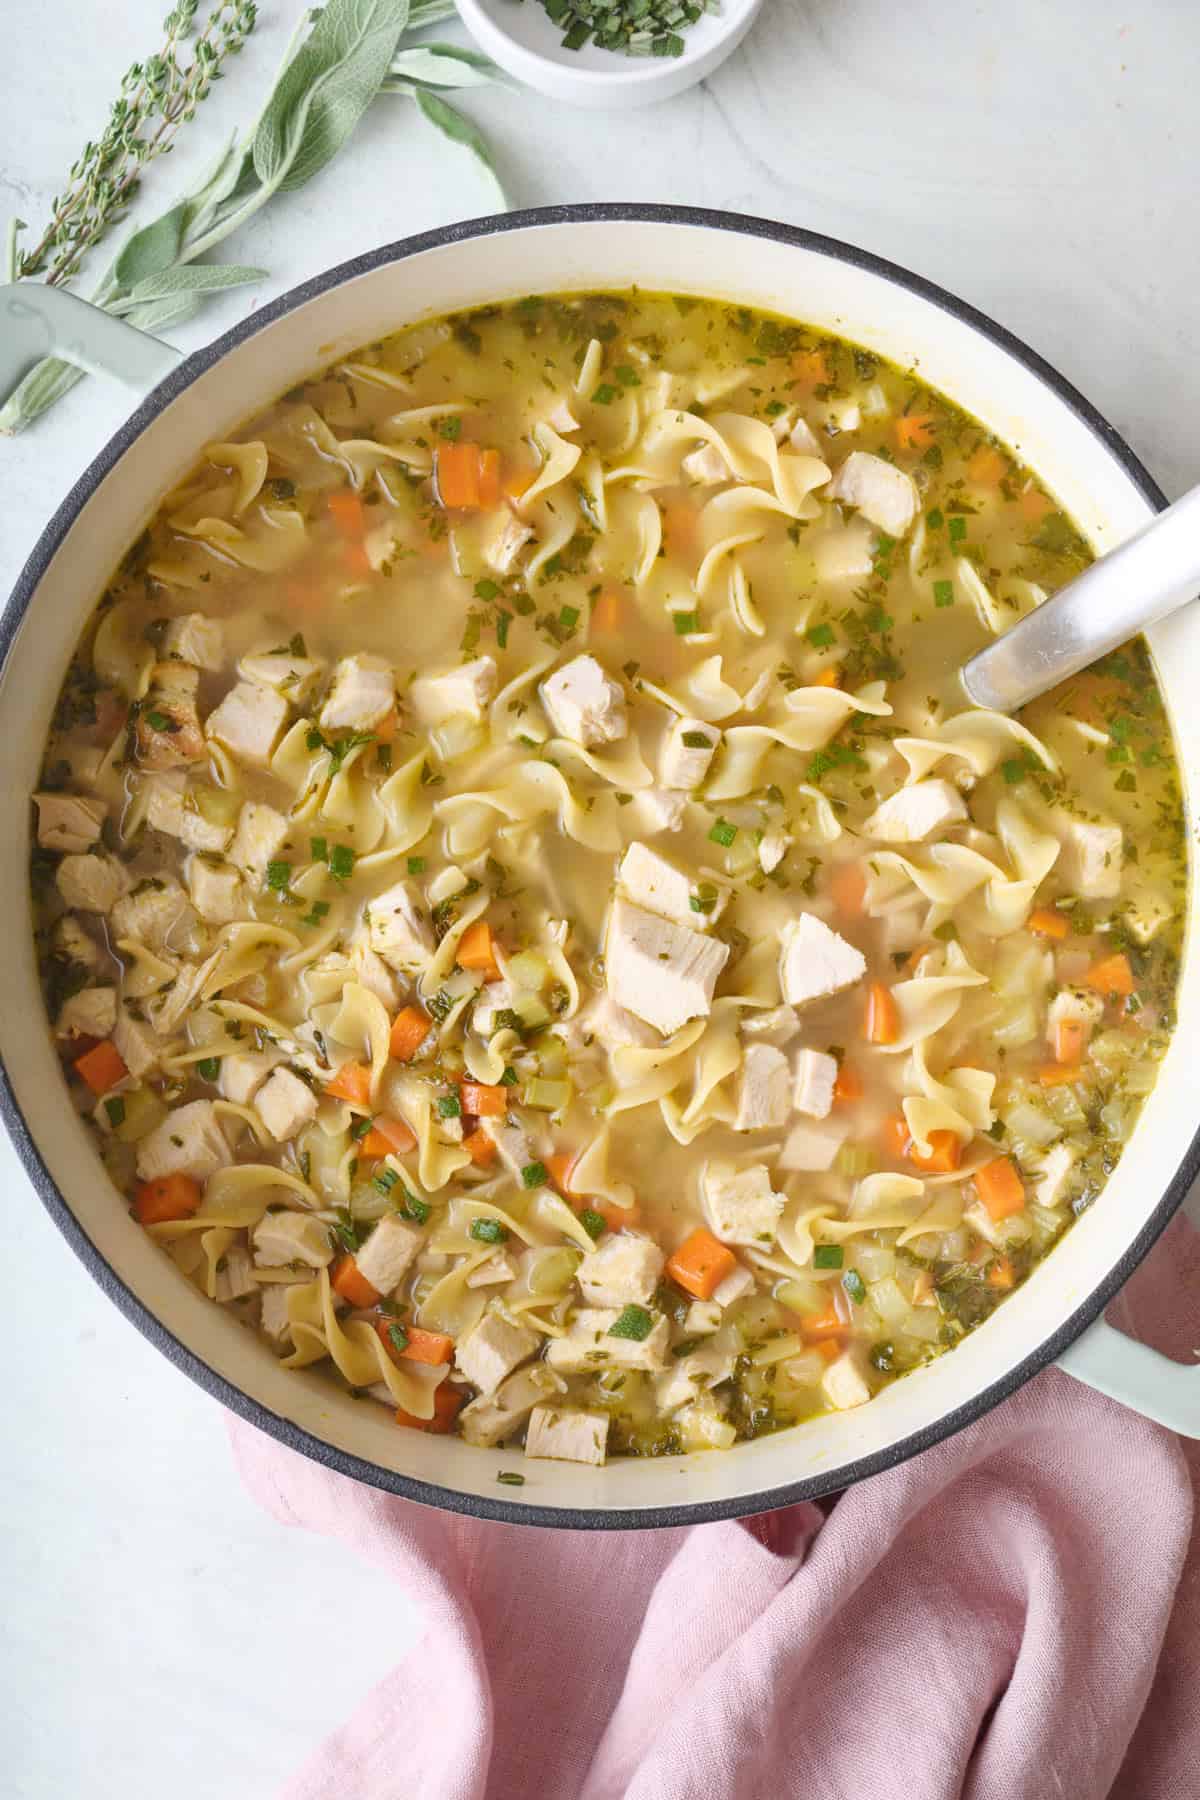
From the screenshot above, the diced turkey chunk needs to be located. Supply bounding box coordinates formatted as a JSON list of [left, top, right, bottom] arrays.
[[778, 913, 867, 1007], [136, 1100, 231, 1182], [1031, 1142, 1077, 1210], [828, 450, 917, 538], [219, 1050, 281, 1106], [238, 650, 325, 703], [411, 657, 497, 726], [319, 653, 395, 731], [634, 786, 688, 835], [229, 801, 289, 879], [255, 1067, 318, 1141], [57, 986, 117, 1041], [481, 508, 535, 576], [605, 897, 729, 1037], [660, 716, 719, 791], [479, 1116, 536, 1180], [655, 1341, 736, 1414], [1047, 986, 1105, 1047], [459, 1364, 565, 1448], [525, 1404, 609, 1467], [145, 774, 232, 855], [205, 679, 289, 767], [162, 613, 225, 670], [113, 1006, 163, 1079], [545, 1307, 670, 1374], [1055, 813, 1123, 899], [778, 1120, 846, 1172], [215, 1244, 257, 1303], [712, 1263, 756, 1308], [862, 779, 968, 844], [137, 662, 206, 770], [35, 791, 106, 853], [680, 443, 730, 486], [617, 841, 724, 929], [56, 853, 127, 914], [259, 1284, 293, 1344], [821, 1346, 872, 1411], [734, 1044, 791, 1131], [742, 1004, 801, 1047], [793, 1048, 838, 1119], [570, 992, 656, 1054], [701, 1162, 783, 1248], [577, 1233, 665, 1308], [252, 1208, 334, 1269], [366, 879, 434, 972], [186, 855, 243, 924], [454, 1312, 539, 1395], [355, 1215, 424, 1296], [540, 655, 627, 748], [111, 876, 195, 953]]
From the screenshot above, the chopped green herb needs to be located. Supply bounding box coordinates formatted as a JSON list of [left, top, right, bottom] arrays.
[[496, 610, 512, 650], [933, 579, 954, 608], [104, 1095, 126, 1128], [521, 1160, 549, 1189], [372, 1167, 400, 1196], [196, 1057, 220, 1082], [400, 1191, 431, 1225], [350, 1114, 375, 1141], [437, 415, 462, 441], [437, 1093, 462, 1119], [813, 1244, 844, 1270], [948, 515, 967, 545], [681, 730, 712, 749], [470, 1216, 508, 1243], [301, 900, 330, 928], [497, 1471, 525, 1486], [580, 1208, 607, 1240], [387, 1323, 410, 1355], [807, 622, 836, 648], [408, 856, 426, 875], [499, 1065, 518, 1087], [927, 507, 944, 529], [592, 383, 618, 405], [329, 843, 356, 881], [608, 1303, 655, 1342], [709, 817, 737, 848], [474, 578, 500, 602], [310, 835, 328, 864], [673, 610, 699, 636], [265, 860, 292, 893], [559, 604, 580, 631]]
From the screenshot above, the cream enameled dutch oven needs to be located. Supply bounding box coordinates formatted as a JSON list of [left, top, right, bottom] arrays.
[[2, 206, 1198, 1528]]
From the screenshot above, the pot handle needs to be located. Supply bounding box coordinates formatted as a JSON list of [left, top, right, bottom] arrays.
[[0, 283, 182, 401], [1057, 1316, 1200, 1438]]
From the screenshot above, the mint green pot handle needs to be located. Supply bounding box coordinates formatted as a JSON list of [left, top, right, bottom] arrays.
[[1058, 1316, 1200, 1437], [0, 283, 181, 401]]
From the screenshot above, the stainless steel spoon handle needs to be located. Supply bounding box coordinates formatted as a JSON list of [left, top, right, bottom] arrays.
[[961, 482, 1200, 714]]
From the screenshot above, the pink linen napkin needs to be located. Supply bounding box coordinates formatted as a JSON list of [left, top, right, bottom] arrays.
[[231, 1215, 1199, 1800]]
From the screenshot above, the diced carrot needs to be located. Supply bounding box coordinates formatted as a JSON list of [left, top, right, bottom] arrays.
[[377, 1319, 454, 1366], [865, 982, 899, 1045], [545, 1152, 581, 1198], [828, 860, 866, 916], [811, 665, 840, 687], [1039, 1063, 1083, 1087], [389, 1006, 432, 1063], [813, 1337, 842, 1364], [435, 442, 483, 509], [661, 502, 698, 552], [504, 466, 535, 501], [593, 588, 623, 633], [895, 413, 936, 452], [987, 1255, 1016, 1290], [325, 1061, 373, 1106], [395, 1383, 464, 1434], [975, 1157, 1026, 1222], [360, 1115, 417, 1158], [793, 348, 831, 389], [1019, 487, 1054, 524], [327, 490, 365, 536], [462, 1128, 498, 1168], [909, 1130, 962, 1174], [967, 445, 1007, 486], [1053, 1017, 1089, 1065], [1029, 907, 1069, 940], [460, 1082, 507, 1117], [883, 1114, 912, 1160], [74, 1038, 128, 1095], [1085, 952, 1134, 998], [332, 1254, 381, 1309], [134, 1173, 203, 1226], [477, 448, 502, 508], [833, 1064, 863, 1104], [798, 1302, 845, 1342], [665, 1227, 737, 1301], [456, 919, 501, 981], [374, 708, 400, 744]]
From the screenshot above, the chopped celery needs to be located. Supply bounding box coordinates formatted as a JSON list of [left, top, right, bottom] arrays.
[[523, 1077, 571, 1112]]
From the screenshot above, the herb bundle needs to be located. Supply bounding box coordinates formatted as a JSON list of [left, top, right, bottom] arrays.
[[518, 0, 719, 57]]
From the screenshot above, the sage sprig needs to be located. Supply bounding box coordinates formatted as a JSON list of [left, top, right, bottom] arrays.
[[2, 0, 506, 436]]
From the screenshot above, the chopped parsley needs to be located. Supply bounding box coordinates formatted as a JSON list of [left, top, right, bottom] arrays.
[[437, 1093, 462, 1119], [681, 730, 712, 749], [521, 1160, 549, 1189], [608, 1304, 655, 1342], [812, 1244, 844, 1270], [579, 1208, 607, 1240], [265, 860, 292, 893], [842, 1269, 867, 1304], [470, 1216, 508, 1243], [708, 817, 737, 848], [103, 1096, 126, 1128], [196, 1057, 220, 1082]]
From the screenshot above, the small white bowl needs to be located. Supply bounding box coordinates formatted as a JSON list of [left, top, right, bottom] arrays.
[[455, 0, 764, 108]]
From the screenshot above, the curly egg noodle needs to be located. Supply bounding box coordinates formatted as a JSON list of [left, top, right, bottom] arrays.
[[32, 292, 1184, 1466]]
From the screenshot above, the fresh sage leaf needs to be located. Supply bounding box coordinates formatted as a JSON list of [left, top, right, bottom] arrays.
[[112, 200, 191, 291], [415, 89, 505, 207], [386, 44, 504, 88], [127, 264, 265, 303]]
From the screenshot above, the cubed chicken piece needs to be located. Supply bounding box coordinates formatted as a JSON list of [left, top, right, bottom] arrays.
[[113, 1006, 163, 1079], [229, 801, 289, 879], [205, 679, 289, 767], [319, 654, 395, 732], [214, 1244, 257, 1303], [144, 774, 230, 855], [56, 986, 117, 1041], [828, 450, 917, 538], [1056, 814, 1123, 899], [617, 842, 695, 929], [111, 877, 195, 954], [680, 443, 730, 486], [454, 1312, 539, 1395], [481, 509, 535, 576], [1047, 986, 1105, 1049], [734, 1043, 791, 1132], [466, 1252, 517, 1288], [1031, 1142, 1077, 1210], [34, 791, 106, 853], [472, 979, 516, 1037], [758, 830, 789, 874], [605, 897, 730, 1037], [135, 1099, 231, 1182], [365, 880, 434, 973], [259, 1284, 294, 1344], [778, 1120, 846, 1172], [186, 855, 243, 925], [162, 613, 225, 670], [793, 1048, 838, 1119], [963, 1197, 1027, 1250], [742, 1005, 801, 1047], [659, 716, 719, 791], [712, 1263, 756, 1308], [410, 656, 498, 726], [524, 1404, 609, 1467], [355, 1215, 424, 1296], [56, 853, 128, 914], [862, 779, 968, 844], [821, 1346, 872, 1411], [545, 1306, 670, 1374], [789, 415, 822, 455], [459, 1364, 566, 1448], [347, 933, 402, 1012], [137, 662, 206, 770], [634, 787, 688, 835], [478, 1117, 537, 1181], [53, 915, 104, 974], [700, 1162, 784, 1248], [655, 1341, 736, 1414], [685, 1300, 724, 1335], [238, 650, 325, 703], [252, 1208, 334, 1269], [814, 523, 876, 583], [219, 1050, 281, 1106], [778, 913, 867, 1007], [255, 1067, 318, 1142], [570, 992, 657, 1054], [577, 1233, 665, 1308], [1124, 889, 1173, 945], [540, 655, 627, 748]]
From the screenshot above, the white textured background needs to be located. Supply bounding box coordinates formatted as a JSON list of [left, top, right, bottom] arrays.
[[3, 4, 1198, 1795]]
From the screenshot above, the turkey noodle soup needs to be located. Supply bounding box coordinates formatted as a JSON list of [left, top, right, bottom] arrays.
[[32, 293, 1185, 1467]]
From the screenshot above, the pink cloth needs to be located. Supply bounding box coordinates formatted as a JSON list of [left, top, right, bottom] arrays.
[[231, 1217, 1200, 1800]]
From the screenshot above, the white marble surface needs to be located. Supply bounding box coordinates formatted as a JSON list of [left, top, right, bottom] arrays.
[[3, 3, 1198, 1795]]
